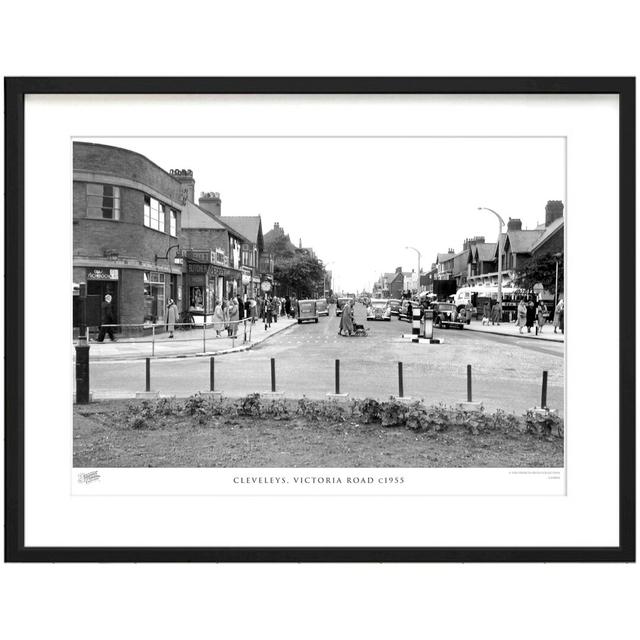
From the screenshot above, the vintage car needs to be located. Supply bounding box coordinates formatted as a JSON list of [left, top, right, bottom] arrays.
[[389, 299, 402, 315], [367, 298, 391, 321], [315, 298, 329, 316], [432, 302, 465, 329], [297, 299, 319, 324], [398, 299, 418, 322], [335, 297, 352, 317]]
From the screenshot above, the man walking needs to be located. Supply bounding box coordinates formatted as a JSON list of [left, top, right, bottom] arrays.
[[97, 294, 117, 342]]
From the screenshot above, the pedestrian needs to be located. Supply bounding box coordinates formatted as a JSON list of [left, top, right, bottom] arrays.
[[290, 295, 298, 319], [272, 295, 279, 323], [165, 298, 178, 338], [97, 294, 117, 342], [537, 301, 548, 334], [554, 298, 564, 334], [244, 297, 252, 324], [516, 299, 527, 334], [263, 296, 272, 330], [237, 295, 245, 321], [339, 299, 354, 336], [526, 299, 536, 334], [490, 300, 502, 326], [482, 302, 491, 326], [464, 300, 474, 324], [228, 297, 239, 337], [213, 300, 225, 337]]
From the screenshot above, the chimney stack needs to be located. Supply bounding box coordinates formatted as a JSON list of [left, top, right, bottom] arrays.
[[507, 218, 522, 231], [198, 191, 222, 217], [170, 169, 195, 204], [545, 200, 564, 227]]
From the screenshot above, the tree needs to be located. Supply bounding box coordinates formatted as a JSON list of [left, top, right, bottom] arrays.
[[274, 254, 326, 298], [513, 252, 564, 295]]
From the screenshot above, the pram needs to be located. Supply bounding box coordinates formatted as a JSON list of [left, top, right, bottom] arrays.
[[352, 323, 369, 337]]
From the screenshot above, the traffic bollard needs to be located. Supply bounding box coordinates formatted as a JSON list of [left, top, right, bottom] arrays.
[[398, 362, 404, 398], [146, 357, 151, 392], [541, 370, 548, 409], [271, 358, 276, 392], [75, 342, 91, 404], [210, 357, 215, 392], [467, 364, 472, 402], [335, 359, 340, 395]]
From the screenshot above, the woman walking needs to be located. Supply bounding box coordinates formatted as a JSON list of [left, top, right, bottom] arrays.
[[228, 297, 239, 337], [213, 300, 225, 338], [537, 301, 548, 334], [553, 298, 564, 334], [338, 299, 354, 336], [263, 296, 273, 330], [516, 299, 527, 334], [165, 299, 178, 339], [525, 300, 536, 334], [490, 300, 502, 326]]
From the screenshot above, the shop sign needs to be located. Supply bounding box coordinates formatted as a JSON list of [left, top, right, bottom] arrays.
[[87, 268, 119, 280], [187, 262, 210, 275], [177, 249, 214, 264]]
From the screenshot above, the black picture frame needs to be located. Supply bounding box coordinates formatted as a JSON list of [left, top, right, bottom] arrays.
[[4, 77, 635, 563]]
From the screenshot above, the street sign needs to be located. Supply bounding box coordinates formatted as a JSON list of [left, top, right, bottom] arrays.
[[533, 283, 544, 294]]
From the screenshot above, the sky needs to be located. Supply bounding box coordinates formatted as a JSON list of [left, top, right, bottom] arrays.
[[79, 137, 565, 293]]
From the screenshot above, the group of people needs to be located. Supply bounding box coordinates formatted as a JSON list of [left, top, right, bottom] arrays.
[[175, 293, 303, 338], [515, 297, 564, 335]]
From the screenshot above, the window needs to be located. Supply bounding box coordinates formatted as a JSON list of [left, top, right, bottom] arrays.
[[144, 195, 176, 234], [87, 183, 120, 219]]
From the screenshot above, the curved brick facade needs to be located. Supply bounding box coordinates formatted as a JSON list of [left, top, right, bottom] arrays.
[[73, 142, 185, 333]]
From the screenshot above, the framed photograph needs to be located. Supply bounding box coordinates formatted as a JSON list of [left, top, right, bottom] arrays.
[[5, 77, 635, 562]]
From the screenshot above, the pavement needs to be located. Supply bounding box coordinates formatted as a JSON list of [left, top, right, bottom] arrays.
[[462, 319, 564, 343], [76, 317, 299, 361]]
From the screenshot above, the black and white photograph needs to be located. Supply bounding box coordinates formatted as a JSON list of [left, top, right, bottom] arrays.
[[72, 135, 565, 472]]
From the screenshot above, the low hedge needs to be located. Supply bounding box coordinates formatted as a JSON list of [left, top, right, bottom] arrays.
[[120, 394, 564, 438]]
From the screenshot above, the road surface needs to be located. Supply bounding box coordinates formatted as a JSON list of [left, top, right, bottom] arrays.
[[88, 313, 564, 415]]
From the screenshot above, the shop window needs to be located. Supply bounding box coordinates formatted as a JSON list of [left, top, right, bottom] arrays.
[[143, 271, 166, 323], [86, 183, 120, 220]]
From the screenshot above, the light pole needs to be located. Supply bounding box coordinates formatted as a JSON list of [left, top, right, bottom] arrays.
[[323, 261, 335, 298], [405, 246, 422, 293], [478, 207, 506, 309]]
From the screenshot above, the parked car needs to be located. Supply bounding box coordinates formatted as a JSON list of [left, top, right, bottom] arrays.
[[432, 302, 464, 329], [398, 299, 417, 322], [389, 299, 402, 316], [315, 298, 329, 316], [336, 297, 352, 317], [366, 299, 391, 321], [297, 299, 319, 324]]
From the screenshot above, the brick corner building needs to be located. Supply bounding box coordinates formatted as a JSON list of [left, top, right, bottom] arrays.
[[73, 142, 185, 334]]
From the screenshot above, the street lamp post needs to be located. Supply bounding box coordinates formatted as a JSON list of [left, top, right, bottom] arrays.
[[405, 246, 422, 293], [323, 261, 335, 298], [478, 207, 506, 309]]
